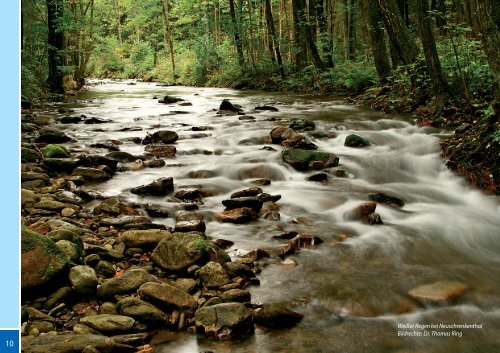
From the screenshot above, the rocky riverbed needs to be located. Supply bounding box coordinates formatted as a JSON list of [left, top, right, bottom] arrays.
[[21, 81, 500, 353]]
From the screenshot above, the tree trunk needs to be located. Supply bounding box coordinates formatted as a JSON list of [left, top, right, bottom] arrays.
[[292, 0, 308, 70], [293, 0, 325, 69], [378, 0, 419, 65], [347, 0, 355, 60], [361, 0, 391, 81], [265, 0, 285, 76], [113, 0, 122, 46], [229, 0, 245, 66], [317, 0, 333, 67], [308, 0, 317, 42], [415, 0, 448, 96], [160, 0, 176, 77], [46, 0, 64, 93]]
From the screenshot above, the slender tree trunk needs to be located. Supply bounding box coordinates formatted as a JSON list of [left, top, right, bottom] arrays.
[[229, 0, 245, 66], [160, 0, 176, 77], [415, 0, 448, 96], [361, 0, 391, 81], [378, 0, 419, 65], [113, 0, 122, 46], [347, 0, 355, 60], [265, 0, 285, 76], [46, 0, 64, 93]]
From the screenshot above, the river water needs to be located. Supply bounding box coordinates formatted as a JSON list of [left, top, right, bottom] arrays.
[[51, 80, 500, 352]]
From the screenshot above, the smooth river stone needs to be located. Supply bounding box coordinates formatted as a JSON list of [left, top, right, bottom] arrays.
[[408, 280, 470, 303]]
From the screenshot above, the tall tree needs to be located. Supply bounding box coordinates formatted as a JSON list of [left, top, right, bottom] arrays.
[[316, 0, 334, 67], [229, 0, 245, 66], [160, 0, 176, 76], [46, 0, 64, 93], [265, 0, 285, 76], [361, 0, 391, 81], [415, 0, 448, 97]]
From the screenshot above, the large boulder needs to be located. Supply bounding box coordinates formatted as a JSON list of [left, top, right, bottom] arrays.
[[219, 99, 240, 112], [131, 177, 174, 196], [42, 158, 79, 173], [198, 261, 231, 288], [282, 149, 339, 171], [35, 127, 71, 144], [344, 134, 370, 147], [79, 314, 135, 333], [138, 282, 197, 312], [97, 269, 158, 299], [119, 229, 170, 248], [105, 151, 138, 163], [116, 297, 169, 326], [253, 301, 304, 328], [151, 232, 209, 271], [270, 127, 295, 144], [194, 302, 254, 340], [21, 147, 42, 163], [222, 197, 263, 211], [41, 144, 70, 158], [21, 227, 69, 291]]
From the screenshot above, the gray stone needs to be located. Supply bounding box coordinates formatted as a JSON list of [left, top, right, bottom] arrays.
[[79, 314, 135, 333], [93, 198, 123, 216], [119, 229, 170, 248], [131, 177, 174, 196], [253, 301, 304, 328], [22, 333, 115, 353], [117, 297, 169, 326], [194, 302, 253, 339], [97, 269, 158, 299], [220, 289, 251, 303], [56, 240, 82, 262], [282, 149, 339, 171], [73, 167, 110, 181], [344, 134, 370, 147], [21, 189, 40, 209], [138, 282, 197, 312]]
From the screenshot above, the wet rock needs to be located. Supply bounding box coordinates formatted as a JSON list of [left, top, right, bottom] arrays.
[[222, 197, 263, 211], [21, 147, 42, 163], [214, 239, 234, 249], [151, 232, 209, 271], [289, 119, 315, 131], [187, 170, 217, 178], [282, 149, 339, 171], [198, 261, 231, 288], [194, 302, 254, 340], [173, 278, 198, 294], [33, 200, 68, 211], [22, 333, 116, 353], [35, 128, 71, 144], [223, 262, 254, 279], [152, 130, 178, 144], [41, 144, 70, 158], [290, 234, 323, 248], [285, 138, 317, 150], [84, 117, 110, 124], [69, 265, 98, 296], [145, 159, 166, 168], [251, 179, 271, 186], [231, 187, 263, 198], [60, 115, 83, 124], [21, 189, 40, 209], [144, 144, 176, 157], [144, 204, 170, 218], [21, 227, 69, 291], [97, 269, 158, 299], [220, 289, 251, 303], [117, 297, 169, 326], [105, 151, 138, 163], [131, 177, 174, 196], [276, 243, 296, 258], [308, 172, 328, 182], [120, 229, 170, 248], [56, 240, 82, 262], [79, 154, 118, 170], [96, 261, 116, 278], [175, 211, 204, 222], [270, 127, 295, 144], [138, 282, 197, 312], [368, 192, 405, 207], [42, 158, 79, 173], [73, 167, 111, 181], [174, 189, 202, 201], [257, 193, 281, 203], [158, 95, 184, 104], [175, 220, 206, 233], [345, 201, 382, 224], [253, 301, 304, 328], [215, 207, 258, 224], [79, 314, 135, 333], [408, 280, 470, 303], [367, 212, 383, 225], [219, 99, 240, 112], [344, 134, 370, 147], [273, 231, 298, 240], [262, 211, 280, 220], [255, 105, 279, 112]]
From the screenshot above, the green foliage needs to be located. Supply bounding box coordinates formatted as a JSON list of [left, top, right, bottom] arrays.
[[21, 65, 44, 99], [87, 37, 124, 77], [123, 41, 155, 78]]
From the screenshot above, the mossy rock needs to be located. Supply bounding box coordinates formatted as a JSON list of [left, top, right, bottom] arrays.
[[344, 134, 370, 148], [21, 227, 70, 291], [105, 151, 138, 163], [21, 147, 42, 163], [282, 149, 339, 171], [42, 144, 70, 158], [151, 232, 210, 271]]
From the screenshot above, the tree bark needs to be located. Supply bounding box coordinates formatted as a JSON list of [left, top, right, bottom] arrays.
[[265, 0, 285, 76], [361, 0, 391, 81], [317, 0, 333, 67], [415, 0, 448, 96], [293, 0, 325, 70], [378, 0, 419, 65], [292, 0, 308, 69], [46, 0, 64, 93], [160, 0, 176, 77], [113, 0, 122, 46], [229, 0, 245, 66]]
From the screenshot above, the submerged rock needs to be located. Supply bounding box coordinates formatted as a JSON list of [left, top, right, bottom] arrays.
[[368, 192, 405, 207], [255, 105, 279, 112], [144, 144, 176, 157], [408, 280, 470, 303], [195, 302, 254, 340], [158, 95, 184, 104], [253, 301, 304, 328]]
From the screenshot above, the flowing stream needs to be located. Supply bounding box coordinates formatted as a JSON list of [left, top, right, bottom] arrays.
[[48, 80, 500, 352]]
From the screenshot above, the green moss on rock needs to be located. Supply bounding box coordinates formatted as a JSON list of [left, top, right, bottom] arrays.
[[42, 144, 70, 158]]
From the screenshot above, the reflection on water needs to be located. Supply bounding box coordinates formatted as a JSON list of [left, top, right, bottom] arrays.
[[52, 80, 500, 352]]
